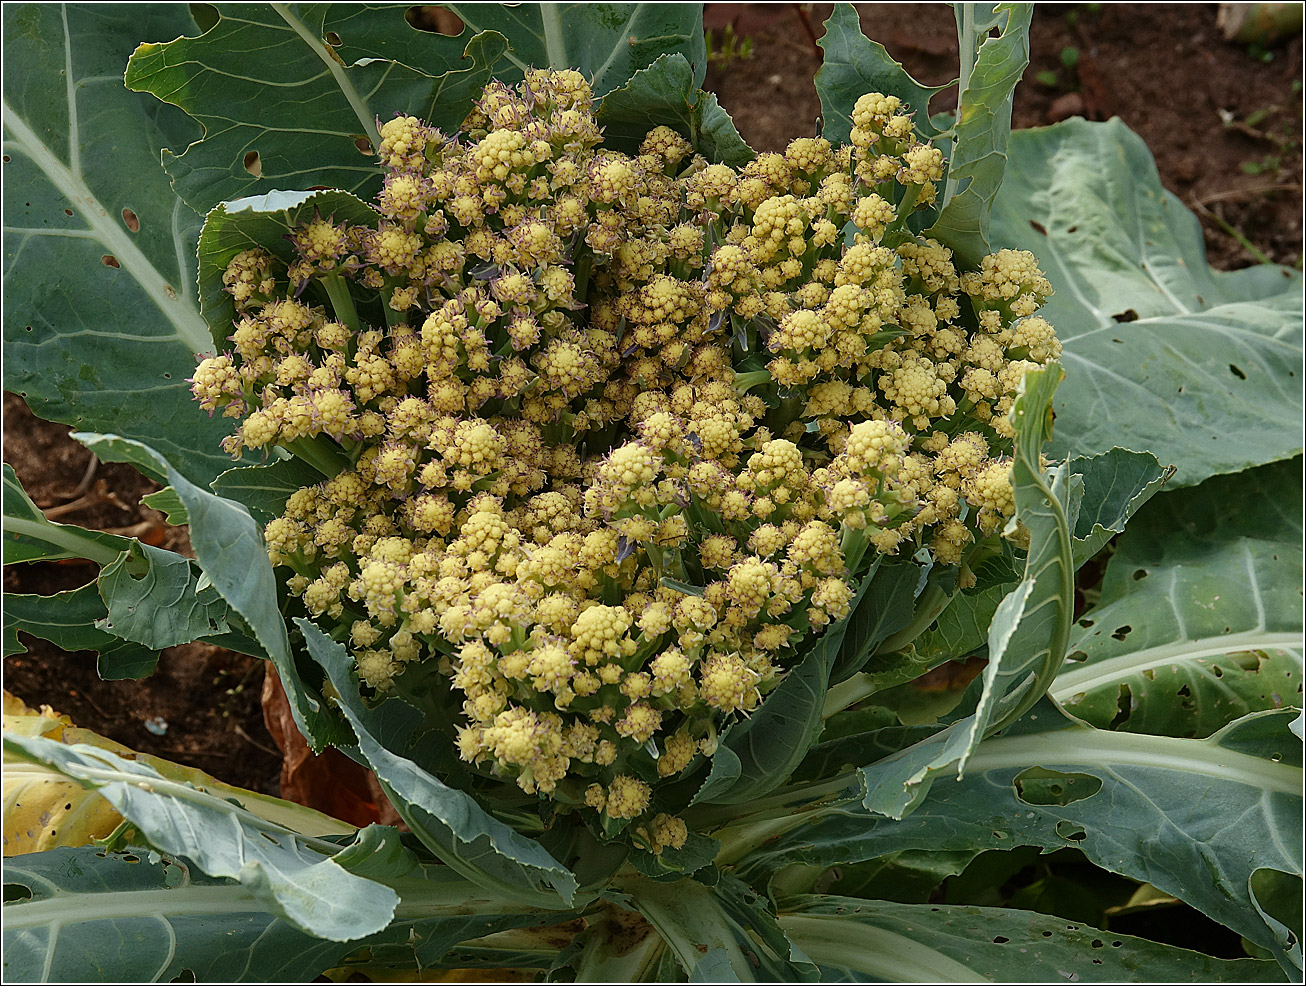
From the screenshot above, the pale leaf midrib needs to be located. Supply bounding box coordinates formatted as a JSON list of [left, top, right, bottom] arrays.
[[1052, 630, 1304, 696], [1, 99, 209, 355], [780, 914, 988, 983], [269, 2, 380, 147], [539, 3, 567, 70], [4, 885, 268, 931], [966, 728, 1301, 795]]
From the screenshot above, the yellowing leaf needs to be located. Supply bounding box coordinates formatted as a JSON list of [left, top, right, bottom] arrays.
[[3, 693, 124, 855], [2, 689, 355, 858]]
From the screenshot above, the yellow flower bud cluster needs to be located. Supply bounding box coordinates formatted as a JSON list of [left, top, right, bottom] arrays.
[[193, 76, 1060, 849]]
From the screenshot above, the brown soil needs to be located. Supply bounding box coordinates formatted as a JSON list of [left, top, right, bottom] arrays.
[[4, 4, 1302, 797], [3, 394, 281, 795]]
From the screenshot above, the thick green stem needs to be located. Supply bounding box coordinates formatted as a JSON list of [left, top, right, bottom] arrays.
[[840, 527, 871, 579], [709, 775, 860, 865], [321, 272, 360, 332], [5, 517, 123, 567], [733, 368, 773, 394], [767, 394, 806, 435], [573, 252, 593, 302], [691, 771, 857, 832], [821, 672, 878, 719], [940, 4, 979, 207], [873, 582, 953, 656], [284, 436, 351, 479]]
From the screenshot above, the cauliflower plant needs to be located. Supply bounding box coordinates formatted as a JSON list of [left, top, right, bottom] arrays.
[[192, 72, 1060, 852]]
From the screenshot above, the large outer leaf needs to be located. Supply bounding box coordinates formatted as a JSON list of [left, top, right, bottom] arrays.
[[3, 733, 395, 942], [299, 619, 581, 909], [3, 700, 123, 856], [779, 897, 1286, 983], [3, 584, 159, 680], [1053, 458, 1303, 737], [990, 118, 1304, 486], [924, 3, 1032, 267], [861, 364, 1074, 817], [3, 693, 353, 857], [815, 3, 945, 143], [2, 3, 238, 488], [125, 3, 705, 215], [2, 845, 566, 983], [2, 695, 351, 874], [2, 848, 359, 982], [740, 705, 1303, 975]]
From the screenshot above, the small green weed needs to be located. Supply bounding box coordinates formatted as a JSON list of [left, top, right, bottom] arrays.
[[705, 22, 754, 66], [1036, 45, 1080, 89]]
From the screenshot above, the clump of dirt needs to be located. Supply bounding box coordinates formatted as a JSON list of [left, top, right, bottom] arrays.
[[704, 3, 1302, 270]]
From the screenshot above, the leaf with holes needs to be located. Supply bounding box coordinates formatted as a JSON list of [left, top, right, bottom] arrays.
[[1053, 457, 1303, 737], [778, 896, 1286, 982], [991, 118, 1304, 487], [739, 704, 1303, 977], [2, 3, 239, 487], [95, 541, 232, 650], [125, 3, 706, 216], [887, 447, 1168, 680], [2, 692, 352, 860], [3, 699, 125, 856]]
